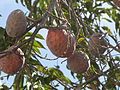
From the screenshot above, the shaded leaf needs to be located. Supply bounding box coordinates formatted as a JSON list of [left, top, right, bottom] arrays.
[[32, 46, 41, 54], [24, 0, 31, 10], [48, 68, 72, 84], [102, 26, 112, 35], [0, 85, 9, 90], [0, 27, 5, 39]]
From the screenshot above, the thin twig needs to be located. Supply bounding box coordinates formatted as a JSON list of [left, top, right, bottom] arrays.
[[33, 49, 59, 61], [72, 64, 120, 89], [108, 43, 120, 53]]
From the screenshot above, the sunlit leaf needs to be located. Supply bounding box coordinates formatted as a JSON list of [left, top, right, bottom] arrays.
[[26, 32, 44, 40], [33, 40, 45, 49], [78, 38, 85, 43], [48, 68, 72, 84], [35, 34, 44, 40], [32, 46, 41, 54], [36, 65, 47, 73]]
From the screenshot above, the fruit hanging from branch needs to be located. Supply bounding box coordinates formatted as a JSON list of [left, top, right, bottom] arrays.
[[0, 46, 25, 75], [88, 33, 107, 57], [67, 51, 90, 73], [6, 9, 27, 38], [46, 28, 76, 58]]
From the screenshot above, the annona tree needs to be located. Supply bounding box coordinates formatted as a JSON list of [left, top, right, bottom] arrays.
[[0, 0, 120, 90]]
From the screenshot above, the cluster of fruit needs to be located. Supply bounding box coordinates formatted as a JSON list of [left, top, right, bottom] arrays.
[[0, 9, 108, 75], [0, 9, 26, 74], [46, 28, 107, 73]]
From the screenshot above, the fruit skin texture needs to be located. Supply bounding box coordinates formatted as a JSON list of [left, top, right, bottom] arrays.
[[46, 28, 76, 58], [67, 51, 90, 73], [113, 0, 120, 7], [6, 9, 27, 37], [0, 47, 25, 75], [88, 33, 107, 57]]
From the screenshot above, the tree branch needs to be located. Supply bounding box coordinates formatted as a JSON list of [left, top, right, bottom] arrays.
[[73, 63, 120, 89]]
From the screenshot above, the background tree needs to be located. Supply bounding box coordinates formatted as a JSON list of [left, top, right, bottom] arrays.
[[0, 0, 120, 90]]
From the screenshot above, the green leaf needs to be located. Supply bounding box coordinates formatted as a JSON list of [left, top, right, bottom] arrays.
[[78, 38, 85, 43], [39, 0, 47, 10], [36, 65, 47, 73], [115, 72, 120, 81], [20, 0, 25, 6], [0, 85, 9, 90], [76, 74, 83, 82], [32, 46, 41, 54], [102, 26, 112, 35], [102, 18, 112, 23], [29, 58, 40, 65], [15, 0, 18, 3], [33, 40, 45, 49], [114, 56, 120, 61], [26, 32, 44, 40], [24, 0, 31, 10], [48, 68, 72, 84], [13, 73, 24, 90], [35, 34, 44, 40], [0, 27, 5, 39]]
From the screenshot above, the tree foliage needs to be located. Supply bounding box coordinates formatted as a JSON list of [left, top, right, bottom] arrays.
[[0, 0, 120, 90]]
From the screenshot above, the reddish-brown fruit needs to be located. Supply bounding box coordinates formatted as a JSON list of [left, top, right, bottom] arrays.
[[67, 51, 90, 73], [0, 47, 25, 74], [113, 0, 120, 7], [6, 9, 27, 37], [88, 33, 107, 57], [46, 28, 76, 58]]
